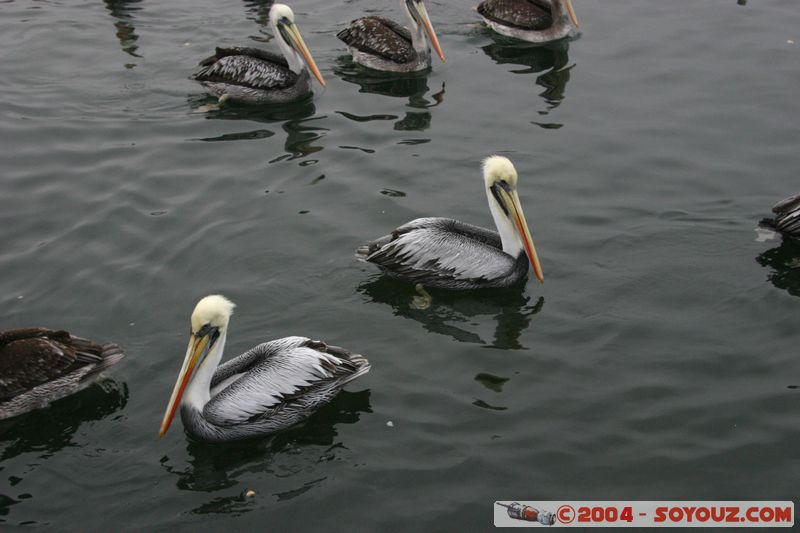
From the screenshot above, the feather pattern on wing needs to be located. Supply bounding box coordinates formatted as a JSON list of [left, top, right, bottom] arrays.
[[193, 46, 298, 90], [358, 217, 528, 289], [337, 16, 416, 64], [203, 337, 367, 426], [761, 192, 800, 239], [477, 0, 554, 31]]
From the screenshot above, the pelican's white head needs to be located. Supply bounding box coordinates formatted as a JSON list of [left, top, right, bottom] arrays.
[[191, 294, 235, 334], [269, 3, 295, 27], [483, 156, 544, 283], [159, 295, 236, 438], [268, 3, 326, 85], [483, 155, 518, 189]]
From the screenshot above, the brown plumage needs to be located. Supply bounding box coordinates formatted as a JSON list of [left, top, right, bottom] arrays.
[[337, 16, 416, 64], [0, 328, 124, 419], [477, 0, 553, 31]]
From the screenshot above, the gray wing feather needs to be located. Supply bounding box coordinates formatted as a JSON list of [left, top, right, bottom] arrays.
[[337, 16, 415, 64], [362, 217, 515, 283], [204, 338, 368, 426], [193, 48, 297, 90], [210, 336, 307, 389], [762, 193, 800, 238]]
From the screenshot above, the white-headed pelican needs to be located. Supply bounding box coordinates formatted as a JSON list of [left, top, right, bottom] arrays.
[[159, 295, 370, 443], [357, 156, 544, 290], [337, 0, 445, 72], [761, 193, 800, 240], [0, 328, 124, 420], [477, 0, 579, 43], [192, 4, 325, 104]]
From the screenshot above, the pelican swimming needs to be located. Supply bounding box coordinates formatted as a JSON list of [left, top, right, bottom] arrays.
[[357, 156, 544, 290], [0, 328, 124, 420], [159, 295, 370, 443], [477, 0, 579, 43], [760, 193, 800, 240], [337, 0, 445, 72], [192, 4, 325, 104]]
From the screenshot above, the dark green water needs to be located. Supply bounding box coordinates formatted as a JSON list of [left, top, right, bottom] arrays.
[[1, 0, 798, 529]]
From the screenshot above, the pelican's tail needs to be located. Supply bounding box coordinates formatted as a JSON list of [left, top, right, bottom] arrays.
[[321, 343, 371, 385], [761, 192, 800, 238], [98, 344, 126, 370], [355, 234, 392, 261]]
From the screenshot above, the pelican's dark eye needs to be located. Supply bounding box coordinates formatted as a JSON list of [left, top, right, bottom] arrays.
[[280, 16, 291, 26], [196, 323, 214, 338]]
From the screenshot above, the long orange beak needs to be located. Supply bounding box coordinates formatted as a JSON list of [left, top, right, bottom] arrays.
[[285, 23, 326, 86], [564, 0, 580, 28], [158, 334, 211, 438], [413, 2, 445, 62], [502, 188, 544, 284]]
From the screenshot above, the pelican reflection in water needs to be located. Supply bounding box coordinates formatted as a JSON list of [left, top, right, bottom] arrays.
[[334, 58, 445, 131], [481, 38, 573, 117], [0, 379, 127, 461], [757, 239, 800, 298], [159, 295, 370, 443], [160, 389, 370, 512], [359, 278, 544, 348], [103, 0, 142, 59], [357, 156, 544, 290]]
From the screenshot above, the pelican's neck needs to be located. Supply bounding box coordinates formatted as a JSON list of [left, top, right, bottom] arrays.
[[271, 20, 305, 74], [400, 0, 428, 54], [486, 188, 523, 258], [183, 330, 227, 411], [549, 0, 570, 29]]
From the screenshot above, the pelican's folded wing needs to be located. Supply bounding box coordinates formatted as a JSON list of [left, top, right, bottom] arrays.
[[477, 0, 553, 31], [761, 192, 800, 238], [337, 16, 415, 64], [204, 339, 365, 425], [193, 49, 298, 90], [0, 329, 119, 401], [363, 217, 514, 284]]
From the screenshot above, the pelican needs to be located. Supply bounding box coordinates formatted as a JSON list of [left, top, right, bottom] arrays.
[[760, 192, 800, 240], [192, 4, 325, 105], [357, 156, 544, 290], [0, 328, 124, 420], [159, 295, 370, 443], [477, 0, 580, 43], [337, 0, 445, 73]]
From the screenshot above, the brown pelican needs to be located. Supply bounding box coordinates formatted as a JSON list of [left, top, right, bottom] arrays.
[[159, 295, 370, 443], [0, 328, 124, 420], [357, 156, 544, 290], [477, 0, 579, 43], [192, 4, 325, 105], [761, 193, 800, 240], [337, 0, 445, 73]]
